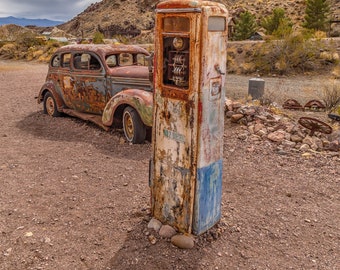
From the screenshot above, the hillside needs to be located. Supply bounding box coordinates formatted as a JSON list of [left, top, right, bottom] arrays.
[[58, 0, 340, 38]]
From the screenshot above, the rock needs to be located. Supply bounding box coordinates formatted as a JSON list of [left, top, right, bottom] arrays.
[[237, 133, 248, 140], [328, 130, 340, 142], [290, 134, 303, 143], [302, 135, 314, 146], [171, 234, 195, 249], [147, 218, 162, 232], [327, 140, 340, 152], [257, 129, 268, 137], [159, 225, 177, 238], [248, 124, 255, 134], [254, 123, 265, 134], [230, 114, 244, 123], [281, 140, 296, 148], [267, 130, 287, 143], [148, 234, 157, 245], [299, 144, 310, 152], [313, 136, 323, 151], [225, 111, 235, 118]]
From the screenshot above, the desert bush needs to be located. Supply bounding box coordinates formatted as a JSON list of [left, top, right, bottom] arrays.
[[0, 43, 17, 59], [93, 31, 105, 44], [322, 79, 340, 111], [16, 32, 42, 49], [253, 32, 320, 74]]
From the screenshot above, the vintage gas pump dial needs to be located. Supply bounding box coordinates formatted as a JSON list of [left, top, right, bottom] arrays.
[[173, 37, 185, 50]]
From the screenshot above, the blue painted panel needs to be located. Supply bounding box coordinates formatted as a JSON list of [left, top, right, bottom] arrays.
[[193, 159, 222, 235]]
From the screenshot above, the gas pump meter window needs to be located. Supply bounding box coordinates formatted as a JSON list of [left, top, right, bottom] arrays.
[[162, 17, 190, 89]]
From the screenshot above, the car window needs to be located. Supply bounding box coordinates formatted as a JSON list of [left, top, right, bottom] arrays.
[[119, 53, 133, 66], [51, 55, 60, 67], [106, 55, 117, 68], [73, 53, 101, 70], [118, 53, 148, 66], [61, 53, 71, 68], [136, 54, 147, 66]]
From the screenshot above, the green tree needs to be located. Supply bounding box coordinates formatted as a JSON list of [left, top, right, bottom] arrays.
[[233, 11, 257, 41], [262, 8, 293, 36], [272, 18, 293, 39], [303, 0, 330, 32]]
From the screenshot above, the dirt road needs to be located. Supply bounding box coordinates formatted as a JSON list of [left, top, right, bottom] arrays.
[[0, 61, 339, 269]]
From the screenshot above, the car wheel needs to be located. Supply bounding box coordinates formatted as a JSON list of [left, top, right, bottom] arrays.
[[123, 106, 146, 144], [43, 92, 61, 117]]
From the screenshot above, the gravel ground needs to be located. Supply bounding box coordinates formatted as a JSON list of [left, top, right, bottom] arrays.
[[0, 60, 339, 270]]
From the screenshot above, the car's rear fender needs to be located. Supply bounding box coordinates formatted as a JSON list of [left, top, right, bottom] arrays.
[[102, 89, 153, 128], [37, 81, 65, 110]]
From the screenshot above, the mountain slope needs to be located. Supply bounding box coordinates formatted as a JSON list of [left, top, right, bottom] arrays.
[[58, 0, 340, 38]]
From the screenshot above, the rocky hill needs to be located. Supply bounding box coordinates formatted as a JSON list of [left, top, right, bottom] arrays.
[[58, 0, 340, 38]]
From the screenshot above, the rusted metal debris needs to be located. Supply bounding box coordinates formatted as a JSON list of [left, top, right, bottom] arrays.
[[282, 99, 304, 110], [304, 99, 326, 111], [328, 113, 340, 122], [298, 117, 333, 136]]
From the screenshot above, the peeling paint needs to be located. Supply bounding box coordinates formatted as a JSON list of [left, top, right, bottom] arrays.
[[151, 0, 228, 234]]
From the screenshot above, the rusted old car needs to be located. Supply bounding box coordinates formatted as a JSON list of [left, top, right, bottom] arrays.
[[37, 44, 153, 143]]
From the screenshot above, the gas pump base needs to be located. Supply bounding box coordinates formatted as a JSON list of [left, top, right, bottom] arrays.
[[193, 160, 223, 235]]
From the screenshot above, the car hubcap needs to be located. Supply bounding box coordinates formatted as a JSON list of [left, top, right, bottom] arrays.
[[124, 112, 134, 140], [46, 96, 55, 116]]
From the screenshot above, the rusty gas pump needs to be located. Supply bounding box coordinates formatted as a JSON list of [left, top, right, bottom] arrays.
[[150, 0, 228, 235]]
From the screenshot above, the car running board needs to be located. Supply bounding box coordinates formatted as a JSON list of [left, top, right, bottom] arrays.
[[62, 108, 110, 131]]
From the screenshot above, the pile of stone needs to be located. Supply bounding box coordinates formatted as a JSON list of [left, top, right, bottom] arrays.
[[225, 100, 340, 153]]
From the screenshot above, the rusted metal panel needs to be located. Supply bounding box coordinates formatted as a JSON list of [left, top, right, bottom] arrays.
[[102, 89, 153, 127], [151, 10, 200, 233], [151, 1, 228, 234], [193, 5, 228, 235]]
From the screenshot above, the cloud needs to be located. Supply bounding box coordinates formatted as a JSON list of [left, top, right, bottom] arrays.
[[0, 0, 99, 21]]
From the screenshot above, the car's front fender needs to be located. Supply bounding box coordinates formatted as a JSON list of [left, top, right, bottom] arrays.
[[102, 89, 153, 127]]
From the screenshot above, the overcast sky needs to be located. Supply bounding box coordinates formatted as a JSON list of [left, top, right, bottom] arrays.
[[0, 0, 99, 22]]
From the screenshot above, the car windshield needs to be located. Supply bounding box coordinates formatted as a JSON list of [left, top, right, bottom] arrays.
[[106, 53, 148, 68]]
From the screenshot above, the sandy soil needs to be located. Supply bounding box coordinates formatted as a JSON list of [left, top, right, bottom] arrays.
[[0, 60, 339, 270]]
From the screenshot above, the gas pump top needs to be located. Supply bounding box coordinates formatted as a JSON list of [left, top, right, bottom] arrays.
[[157, 0, 227, 10]]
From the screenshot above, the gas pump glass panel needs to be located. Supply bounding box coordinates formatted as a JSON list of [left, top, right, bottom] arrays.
[[163, 17, 190, 32], [208, 16, 226, 31], [162, 16, 190, 89], [162, 36, 190, 88]]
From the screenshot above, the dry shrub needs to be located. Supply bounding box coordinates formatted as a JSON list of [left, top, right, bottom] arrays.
[[332, 65, 340, 79], [321, 79, 340, 111], [0, 43, 17, 59], [240, 62, 256, 74], [261, 79, 290, 105]]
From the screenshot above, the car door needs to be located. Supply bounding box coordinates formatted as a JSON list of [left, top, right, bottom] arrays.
[[70, 52, 107, 114]]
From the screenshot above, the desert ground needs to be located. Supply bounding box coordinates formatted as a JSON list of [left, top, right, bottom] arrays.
[[0, 60, 339, 269]]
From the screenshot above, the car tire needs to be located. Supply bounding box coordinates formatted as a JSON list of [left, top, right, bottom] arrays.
[[123, 106, 146, 144], [43, 92, 61, 117]]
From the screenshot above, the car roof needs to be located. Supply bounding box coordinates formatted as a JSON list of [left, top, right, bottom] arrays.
[[55, 44, 150, 57]]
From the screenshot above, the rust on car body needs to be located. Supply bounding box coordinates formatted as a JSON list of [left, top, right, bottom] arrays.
[[37, 44, 153, 143]]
